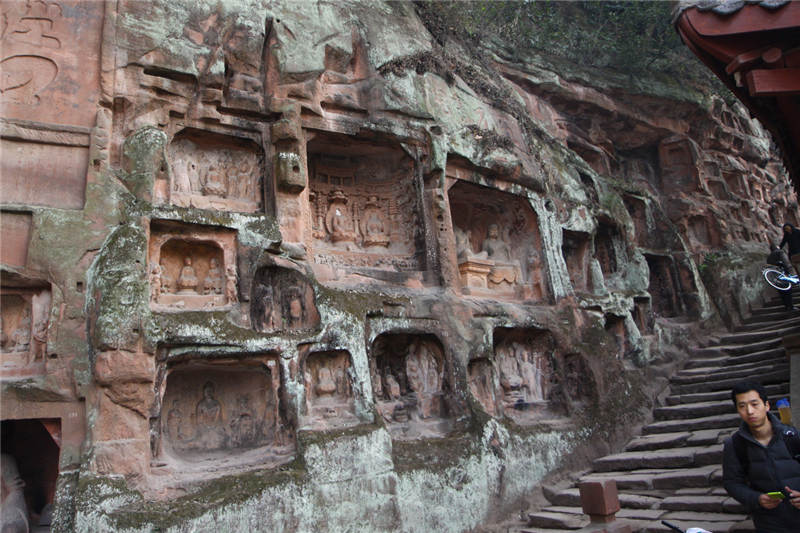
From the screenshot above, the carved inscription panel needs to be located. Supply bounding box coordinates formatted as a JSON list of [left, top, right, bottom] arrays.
[[0, 0, 103, 127]]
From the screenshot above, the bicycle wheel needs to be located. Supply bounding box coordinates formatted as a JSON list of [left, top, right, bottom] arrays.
[[764, 267, 792, 290]]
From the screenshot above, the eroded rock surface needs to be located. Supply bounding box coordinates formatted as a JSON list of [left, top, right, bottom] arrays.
[[0, 1, 795, 532]]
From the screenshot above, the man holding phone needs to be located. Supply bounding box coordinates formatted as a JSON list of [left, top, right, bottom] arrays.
[[722, 380, 800, 531]]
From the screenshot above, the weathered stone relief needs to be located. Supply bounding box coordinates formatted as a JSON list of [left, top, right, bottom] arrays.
[[645, 254, 683, 318], [300, 350, 357, 430], [164, 130, 263, 213], [250, 265, 319, 333], [493, 329, 553, 422], [148, 222, 237, 310], [0, 211, 32, 268], [0, 288, 50, 374], [308, 134, 425, 275], [447, 178, 546, 299], [467, 358, 499, 416], [371, 334, 452, 439], [158, 359, 293, 463], [561, 230, 592, 293]]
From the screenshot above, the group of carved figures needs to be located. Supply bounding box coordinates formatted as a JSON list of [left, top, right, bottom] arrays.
[[150, 256, 236, 303], [165, 381, 286, 451], [496, 340, 551, 408], [456, 223, 523, 289], [317, 189, 393, 248], [304, 354, 353, 420], [375, 339, 445, 423], [0, 299, 47, 362], [171, 144, 258, 201], [253, 281, 309, 331]]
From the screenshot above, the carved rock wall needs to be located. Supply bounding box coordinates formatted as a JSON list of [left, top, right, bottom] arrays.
[[0, 1, 796, 531]]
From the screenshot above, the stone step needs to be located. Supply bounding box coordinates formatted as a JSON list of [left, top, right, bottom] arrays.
[[718, 326, 800, 345], [526, 510, 588, 529], [626, 432, 690, 452], [592, 446, 723, 473], [654, 400, 731, 421], [680, 350, 785, 373], [671, 361, 788, 386], [689, 337, 781, 358], [643, 413, 740, 434], [736, 314, 800, 332], [581, 464, 721, 490], [665, 383, 788, 405], [659, 494, 745, 513], [672, 367, 788, 395]]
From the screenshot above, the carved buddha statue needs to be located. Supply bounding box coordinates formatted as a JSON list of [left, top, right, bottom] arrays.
[[203, 258, 223, 295], [176, 256, 199, 294], [482, 224, 512, 262], [315, 366, 338, 397], [325, 189, 357, 244], [202, 163, 227, 197], [361, 195, 390, 247]]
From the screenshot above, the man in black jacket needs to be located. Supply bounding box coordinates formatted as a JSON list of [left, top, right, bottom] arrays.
[[778, 223, 800, 275], [722, 380, 800, 532]]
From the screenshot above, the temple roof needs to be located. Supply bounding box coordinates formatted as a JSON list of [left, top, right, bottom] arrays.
[[674, 0, 800, 191]]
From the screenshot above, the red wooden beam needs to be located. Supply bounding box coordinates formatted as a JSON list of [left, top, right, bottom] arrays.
[[745, 68, 800, 96]]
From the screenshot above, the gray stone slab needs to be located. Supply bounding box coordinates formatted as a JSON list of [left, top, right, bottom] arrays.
[[687, 428, 731, 446], [651, 465, 719, 489], [527, 510, 589, 529], [643, 413, 740, 434], [616, 508, 665, 520], [659, 494, 727, 512], [593, 447, 709, 472], [625, 432, 691, 451], [694, 444, 724, 466], [654, 400, 731, 420], [661, 510, 748, 522]]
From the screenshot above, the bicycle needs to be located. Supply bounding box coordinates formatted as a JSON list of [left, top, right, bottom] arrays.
[[763, 265, 800, 291]]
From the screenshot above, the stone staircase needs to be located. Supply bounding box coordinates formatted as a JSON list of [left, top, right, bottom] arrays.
[[521, 296, 798, 533]]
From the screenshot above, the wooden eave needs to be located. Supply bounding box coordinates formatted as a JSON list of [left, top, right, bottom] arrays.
[[676, 3, 800, 192]]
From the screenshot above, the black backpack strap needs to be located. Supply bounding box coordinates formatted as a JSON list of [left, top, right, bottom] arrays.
[[732, 432, 749, 472], [782, 427, 800, 461]]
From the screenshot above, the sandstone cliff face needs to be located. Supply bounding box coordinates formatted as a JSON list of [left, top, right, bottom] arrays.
[[0, 1, 795, 531]]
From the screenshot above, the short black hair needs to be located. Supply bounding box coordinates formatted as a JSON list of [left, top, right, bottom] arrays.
[[731, 380, 768, 407]]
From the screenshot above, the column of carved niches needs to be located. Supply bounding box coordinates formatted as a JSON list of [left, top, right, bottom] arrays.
[[370, 334, 453, 440], [447, 179, 546, 300], [159, 359, 293, 463], [148, 223, 237, 310], [0, 287, 50, 375], [307, 135, 424, 273], [300, 350, 358, 430], [159, 129, 263, 213], [250, 266, 320, 333]]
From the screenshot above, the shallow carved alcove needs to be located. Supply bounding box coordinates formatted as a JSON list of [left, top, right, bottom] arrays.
[[1, 419, 61, 530], [688, 215, 720, 248], [622, 195, 649, 247], [467, 358, 499, 417], [493, 328, 557, 424], [250, 266, 319, 333], [162, 128, 263, 213], [307, 133, 426, 282], [645, 254, 683, 318], [594, 221, 622, 279], [156, 357, 293, 471], [370, 333, 452, 439], [561, 230, 592, 292], [658, 137, 699, 194], [1, 287, 50, 376], [148, 222, 237, 310], [604, 314, 628, 358], [300, 350, 357, 430], [632, 296, 654, 335], [447, 180, 546, 300]]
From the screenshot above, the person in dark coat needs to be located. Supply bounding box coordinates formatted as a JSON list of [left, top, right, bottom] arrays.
[[766, 244, 795, 311], [723, 380, 800, 532], [778, 223, 800, 274]]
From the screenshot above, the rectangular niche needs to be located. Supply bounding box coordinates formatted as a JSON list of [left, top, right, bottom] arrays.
[[561, 230, 592, 293], [307, 132, 426, 280], [493, 327, 593, 423], [594, 220, 623, 279], [148, 221, 237, 311], [644, 254, 683, 318], [0, 211, 32, 267], [162, 128, 264, 213], [370, 333, 453, 440], [157, 357, 294, 468], [300, 350, 358, 430], [1, 286, 50, 377], [447, 179, 547, 301]]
